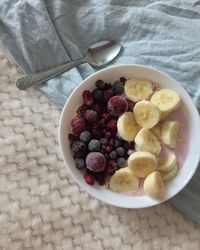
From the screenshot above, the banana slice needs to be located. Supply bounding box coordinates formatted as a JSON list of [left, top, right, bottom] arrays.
[[151, 89, 181, 116], [109, 167, 139, 192], [150, 123, 162, 139], [161, 120, 180, 148], [161, 164, 178, 181], [117, 112, 139, 141], [133, 100, 160, 129], [158, 153, 177, 173], [135, 128, 161, 155], [128, 151, 157, 177], [125, 78, 153, 102], [143, 171, 165, 200]]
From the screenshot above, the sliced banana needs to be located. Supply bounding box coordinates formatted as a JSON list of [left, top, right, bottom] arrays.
[[161, 164, 178, 181], [125, 78, 153, 102], [150, 123, 162, 139], [143, 171, 165, 200], [161, 120, 180, 148], [128, 151, 157, 178], [117, 112, 139, 141], [151, 89, 181, 116], [109, 167, 139, 192], [158, 153, 177, 173], [135, 128, 161, 156], [133, 100, 160, 129]]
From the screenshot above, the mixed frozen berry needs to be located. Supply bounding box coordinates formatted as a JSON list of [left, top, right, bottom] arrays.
[[68, 77, 135, 186]]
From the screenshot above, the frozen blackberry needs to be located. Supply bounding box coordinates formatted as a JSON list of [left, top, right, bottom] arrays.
[[113, 80, 124, 95], [109, 151, 117, 160], [88, 139, 101, 152], [92, 89, 103, 101], [116, 147, 126, 157], [80, 130, 92, 143], [75, 158, 86, 169]]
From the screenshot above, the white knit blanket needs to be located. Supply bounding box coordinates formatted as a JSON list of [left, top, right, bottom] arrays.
[[0, 46, 199, 250]]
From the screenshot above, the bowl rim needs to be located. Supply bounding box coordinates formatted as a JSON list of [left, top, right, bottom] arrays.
[[59, 64, 200, 208]]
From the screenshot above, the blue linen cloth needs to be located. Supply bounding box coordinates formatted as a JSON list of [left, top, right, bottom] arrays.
[[1, 0, 200, 222]]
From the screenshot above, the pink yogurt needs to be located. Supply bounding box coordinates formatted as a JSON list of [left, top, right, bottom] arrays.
[[123, 106, 189, 196]]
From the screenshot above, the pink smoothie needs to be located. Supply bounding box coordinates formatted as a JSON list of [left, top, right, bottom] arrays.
[[123, 105, 189, 196]]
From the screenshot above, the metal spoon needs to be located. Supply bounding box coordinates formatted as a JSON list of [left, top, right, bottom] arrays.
[[16, 40, 122, 90]]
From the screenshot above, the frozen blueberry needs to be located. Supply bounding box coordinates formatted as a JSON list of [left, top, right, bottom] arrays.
[[109, 151, 117, 160], [88, 139, 101, 152], [72, 141, 86, 157], [100, 137, 108, 145], [75, 158, 86, 169], [80, 130, 92, 143], [92, 89, 103, 101], [114, 138, 122, 148], [95, 80, 105, 89], [116, 147, 125, 157], [113, 80, 124, 95], [117, 157, 126, 167]]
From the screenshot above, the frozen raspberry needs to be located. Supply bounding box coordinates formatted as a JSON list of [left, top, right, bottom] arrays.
[[76, 104, 88, 116], [71, 116, 86, 135], [95, 80, 105, 89], [86, 152, 107, 172], [102, 113, 110, 121], [80, 130, 92, 143], [107, 96, 128, 117], [105, 131, 111, 138], [72, 141, 86, 157], [107, 160, 118, 174], [82, 90, 94, 106], [84, 109, 98, 123], [126, 99, 135, 111], [91, 128, 103, 139], [91, 103, 102, 114], [103, 89, 114, 102], [68, 133, 77, 146], [98, 118, 106, 127], [113, 80, 124, 95], [108, 138, 114, 147], [84, 174, 95, 185], [107, 119, 117, 130], [105, 146, 112, 153]]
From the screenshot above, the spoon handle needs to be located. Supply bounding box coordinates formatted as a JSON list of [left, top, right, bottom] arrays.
[[16, 58, 86, 90]]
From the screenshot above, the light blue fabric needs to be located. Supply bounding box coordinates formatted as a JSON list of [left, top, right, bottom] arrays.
[[1, 0, 200, 222]]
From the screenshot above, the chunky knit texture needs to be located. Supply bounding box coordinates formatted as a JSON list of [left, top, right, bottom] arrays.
[[0, 46, 200, 250]]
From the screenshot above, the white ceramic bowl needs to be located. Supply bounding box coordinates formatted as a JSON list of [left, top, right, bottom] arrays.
[[59, 64, 200, 208]]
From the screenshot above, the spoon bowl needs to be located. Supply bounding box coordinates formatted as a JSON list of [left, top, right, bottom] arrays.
[[16, 40, 122, 90], [85, 40, 122, 67]]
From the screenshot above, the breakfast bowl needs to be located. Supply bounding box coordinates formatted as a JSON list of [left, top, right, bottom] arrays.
[[59, 64, 200, 208]]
